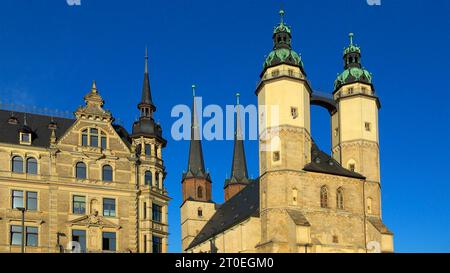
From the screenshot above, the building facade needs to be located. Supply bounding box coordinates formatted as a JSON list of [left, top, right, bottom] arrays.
[[0, 52, 170, 253], [181, 10, 394, 253]]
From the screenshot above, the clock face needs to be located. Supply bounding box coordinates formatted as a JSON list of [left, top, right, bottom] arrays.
[[367, 241, 381, 253]]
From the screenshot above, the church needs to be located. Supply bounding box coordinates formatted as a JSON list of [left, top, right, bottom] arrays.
[[180, 10, 394, 253]]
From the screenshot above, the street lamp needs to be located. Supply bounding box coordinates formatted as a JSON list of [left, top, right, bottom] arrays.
[[17, 207, 26, 253]]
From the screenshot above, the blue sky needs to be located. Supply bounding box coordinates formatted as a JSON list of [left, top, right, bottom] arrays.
[[0, 0, 449, 253]]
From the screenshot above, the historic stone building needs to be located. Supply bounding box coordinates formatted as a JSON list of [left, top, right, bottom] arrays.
[[181, 10, 394, 253], [0, 51, 170, 253]]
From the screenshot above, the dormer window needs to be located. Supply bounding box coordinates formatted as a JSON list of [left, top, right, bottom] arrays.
[[20, 132, 32, 145], [81, 128, 107, 149]]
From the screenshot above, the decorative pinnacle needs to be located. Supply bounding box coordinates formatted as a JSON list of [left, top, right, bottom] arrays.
[[236, 92, 240, 105], [349, 33, 354, 46], [192, 84, 196, 97], [91, 81, 97, 93], [279, 9, 285, 24], [144, 46, 149, 74]]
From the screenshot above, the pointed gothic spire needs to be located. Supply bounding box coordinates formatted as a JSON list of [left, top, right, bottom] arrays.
[[185, 84, 208, 179], [139, 47, 156, 115], [227, 93, 249, 185]]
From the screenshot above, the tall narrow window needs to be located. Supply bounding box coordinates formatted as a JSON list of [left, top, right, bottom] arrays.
[[143, 202, 147, 219], [145, 144, 151, 156], [365, 122, 372, 132], [291, 107, 298, 119], [12, 190, 24, 209], [197, 186, 203, 199], [103, 198, 116, 217], [26, 158, 38, 175], [101, 131, 107, 150], [76, 162, 87, 180], [102, 165, 113, 182], [337, 188, 344, 210], [72, 230, 86, 253], [81, 129, 88, 146], [102, 232, 116, 252], [320, 186, 328, 208], [73, 196, 86, 215], [144, 171, 152, 186], [26, 227, 38, 247], [152, 236, 162, 253], [152, 204, 162, 223], [155, 172, 160, 188], [90, 128, 99, 147], [198, 208, 203, 217], [12, 156, 24, 173], [26, 192, 38, 211]]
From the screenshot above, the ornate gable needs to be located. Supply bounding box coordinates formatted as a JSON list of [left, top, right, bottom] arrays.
[[69, 212, 121, 230]]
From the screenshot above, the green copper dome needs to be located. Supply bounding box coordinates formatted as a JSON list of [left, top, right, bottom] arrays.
[[334, 67, 372, 89], [264, 48, 303, 69], [274, 22, 291, 35], [334, 33, 373, 91], [262, 10, 304, 71]]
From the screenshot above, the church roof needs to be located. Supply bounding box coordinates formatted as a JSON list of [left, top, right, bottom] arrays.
[[0, 109, 131, 148], [304, 143, 365, 179], [187, 179, 260, 250]]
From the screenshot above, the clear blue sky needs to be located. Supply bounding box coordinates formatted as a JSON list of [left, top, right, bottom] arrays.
[[0, 0, 449, 253]]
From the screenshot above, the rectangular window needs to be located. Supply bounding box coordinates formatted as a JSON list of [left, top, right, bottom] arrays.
[[90, 128, 98, 147], [365, 122, 371, 132], [101, 136, 107, 150], [26, 227, 38, 247], [273, 151, 281, 162], [72, 230, 87, 253], [12, 190, 24, 209], [348, 87, 354, 94], [10, 225, 22, 246], [271, 69, 280, 77], [73, 196, 86, 215], [152, 236, 162, 253], [145, 144, 151, 156], [102, 232, 116, 252], [103, 198, 116, 217], [143, 202, 147, 219], [26, 192, 38, 211], [290, 107, 298, 119], [82, 134, 88, 146], [152, 204, 162, 223], [21, 133, 31, 143]]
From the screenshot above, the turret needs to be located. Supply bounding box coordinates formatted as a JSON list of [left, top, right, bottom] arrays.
[[224, 93, 250, 201]]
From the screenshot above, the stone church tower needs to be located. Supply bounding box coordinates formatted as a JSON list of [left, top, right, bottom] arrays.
[[181, 10, 393, 253]]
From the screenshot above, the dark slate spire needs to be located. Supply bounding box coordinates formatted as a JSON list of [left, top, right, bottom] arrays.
[[183, 85, 210, 180], [225, 93, 250, 187], [131, 49, 165, 143], [138, 47, 156, 116]]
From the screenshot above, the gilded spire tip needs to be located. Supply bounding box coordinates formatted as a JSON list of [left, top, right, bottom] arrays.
[[91, 81, 97, 93], [349, 33, 354, 45]]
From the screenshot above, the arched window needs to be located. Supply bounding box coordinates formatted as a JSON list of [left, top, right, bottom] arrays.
[[320, 186, 328, 208], [197, 208, 203, 217], [12, 156, 24, 173], [26, 158, 38, 175], [102, 165, 113, 182], [337, 188, 344, 210], [76, 162, 87, 180], [197, 186, 203, 199], [144, 171, 152, 186]]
